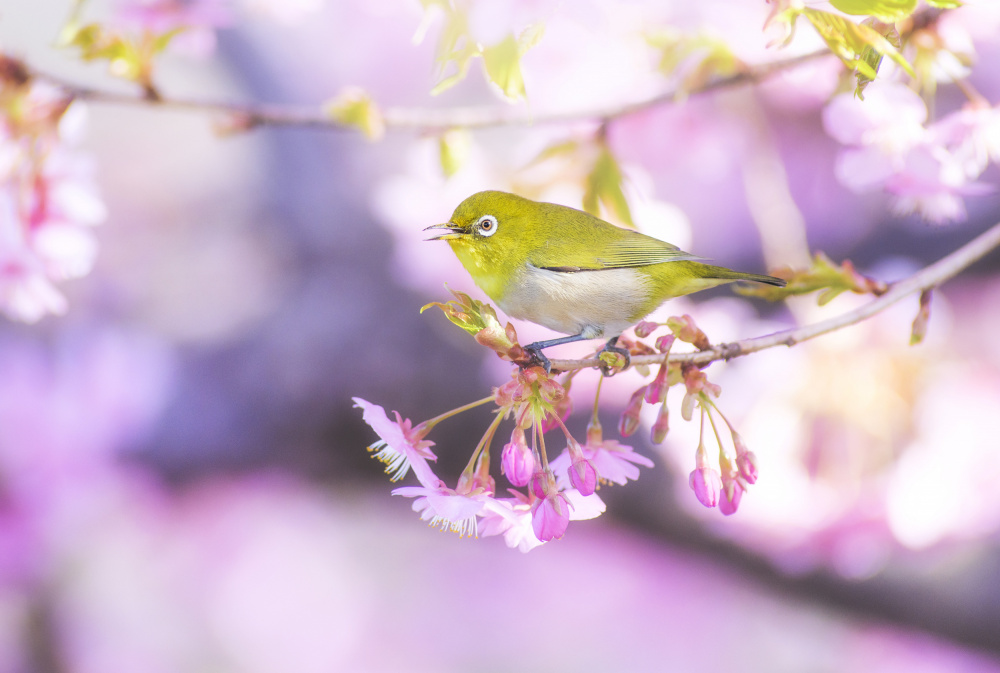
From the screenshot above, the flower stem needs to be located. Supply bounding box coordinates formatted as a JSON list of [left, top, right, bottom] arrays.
[[422, 395, 494, 431]]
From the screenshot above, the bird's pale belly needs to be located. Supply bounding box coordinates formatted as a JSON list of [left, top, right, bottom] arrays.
[[495, 264, 653, 338]]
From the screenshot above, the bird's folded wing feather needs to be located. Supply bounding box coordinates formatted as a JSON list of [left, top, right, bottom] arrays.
[[532, 230, 704, 272]]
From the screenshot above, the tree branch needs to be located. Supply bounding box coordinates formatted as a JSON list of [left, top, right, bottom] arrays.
[[25, 49, 830, 132], [550, 220, 1000, 372]]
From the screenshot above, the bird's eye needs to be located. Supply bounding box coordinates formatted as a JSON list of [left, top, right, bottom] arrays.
[[476, 215, 498, 237]]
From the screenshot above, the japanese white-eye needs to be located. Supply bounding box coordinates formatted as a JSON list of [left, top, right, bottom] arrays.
[[425, 190, 785, 370]]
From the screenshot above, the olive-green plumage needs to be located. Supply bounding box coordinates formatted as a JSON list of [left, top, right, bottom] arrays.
[[426, 190, 785, 342]]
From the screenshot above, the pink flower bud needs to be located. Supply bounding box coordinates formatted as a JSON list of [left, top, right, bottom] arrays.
[[634, 320, 659, 338], [650, 403, 670, 444], [655, 334, 675, 353], [618, 385, 647, 437], [569, 458, 598, 496], [719, 478, 745, 516], [644, 362, 669, 404], [689, 467, 722, 508], [530, 471, 549, 499], [501, 427, 534, 487], [736, 451, 758, 485], [531, 493, 570, 542]]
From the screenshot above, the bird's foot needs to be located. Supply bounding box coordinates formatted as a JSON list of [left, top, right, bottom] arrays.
[[520, 345, 552, 374], [597, 338, 631, 377]]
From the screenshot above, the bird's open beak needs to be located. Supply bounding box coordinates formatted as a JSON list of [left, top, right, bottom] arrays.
[[423, 222, 465, 241]]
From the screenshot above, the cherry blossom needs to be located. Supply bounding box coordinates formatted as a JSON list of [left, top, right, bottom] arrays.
[[352, 398, 439, 487]]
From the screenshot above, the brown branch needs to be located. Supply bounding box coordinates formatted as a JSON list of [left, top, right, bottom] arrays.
[[550, 220, 1000, 372], [25, 48, 832, 132]]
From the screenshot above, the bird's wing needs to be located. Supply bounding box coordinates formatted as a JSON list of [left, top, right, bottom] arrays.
[[532, 226, 703, 272], [596, 237, 705, 268]]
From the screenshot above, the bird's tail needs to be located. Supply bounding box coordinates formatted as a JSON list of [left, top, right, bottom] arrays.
[[697, 264, 787, 287]]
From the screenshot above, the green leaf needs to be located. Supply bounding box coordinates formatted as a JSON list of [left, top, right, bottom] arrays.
[[925, 0, 962, 7], [324, 88, 385, 140], [526, 139, 580, 167], [803, 8, 915, 80], [428, 4, 478, 96], [482, 34, 526, 101], [151, 27, 185, 54], [583, 145, 633, 228], [830, 0, 918, 22], [854, 18, 901, 99], [734, 252, 888, 305], [645, 30, 740, 93], [438, 129, 470, 177]]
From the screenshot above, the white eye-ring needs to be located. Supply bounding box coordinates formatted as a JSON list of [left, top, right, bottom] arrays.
[[475, 214, 498, 237]]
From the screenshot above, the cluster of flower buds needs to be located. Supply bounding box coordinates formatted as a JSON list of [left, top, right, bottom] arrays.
[[618, 316, 759, 515]]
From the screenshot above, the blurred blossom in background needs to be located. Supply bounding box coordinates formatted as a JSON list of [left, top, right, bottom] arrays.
[[0, 0, 1000, 671]]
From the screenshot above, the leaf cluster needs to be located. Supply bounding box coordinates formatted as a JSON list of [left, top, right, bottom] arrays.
[[421, 287, 526, 362], [735, 252, 888, 305]]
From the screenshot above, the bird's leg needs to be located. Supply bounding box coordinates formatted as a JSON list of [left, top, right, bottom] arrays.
[[598, 336, 631, 377], [521, 333, 588, 374]]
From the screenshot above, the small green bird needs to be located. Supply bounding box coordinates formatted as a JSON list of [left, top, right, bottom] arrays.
[[425, 190, 785, 371]]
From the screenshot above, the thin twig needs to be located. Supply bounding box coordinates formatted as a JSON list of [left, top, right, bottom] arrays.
[[26, 49, 831, 132], [550, 220, 1000, 372]]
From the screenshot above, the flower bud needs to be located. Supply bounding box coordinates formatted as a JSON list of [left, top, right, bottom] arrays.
[[618, 386, 646, 437], [501, 427, 534, 487], [645, 363, 669, 404], [689, 466, 722, 508], [655, 334, 675, 353], [569, 458, 598, 496], [650, 403, 670, 444], [530, 470, 550, 499], [736, 451, 758, 485], [634, 320, 660, 338], [719, 477, 745, 516]]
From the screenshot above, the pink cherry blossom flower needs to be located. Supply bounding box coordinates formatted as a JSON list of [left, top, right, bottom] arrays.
[[352, 398, 439, 487], [478, 490, 544, 553], [393, 482, 515, 539], [822, 80, 995, 223], [531, 491, 571, 542], [0, 87, 104, 322], [689, 466, 721, 509]]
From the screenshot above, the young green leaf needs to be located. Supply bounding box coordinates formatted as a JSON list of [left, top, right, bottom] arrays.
[[854, 18, 901, 99], [482, 34, 526, 101], [438, 129, 471, 178], [324, 88, 385, 140], [830, 0, 918, 22], [803, 8, 915, 80], [583, 145, 634, 228]]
